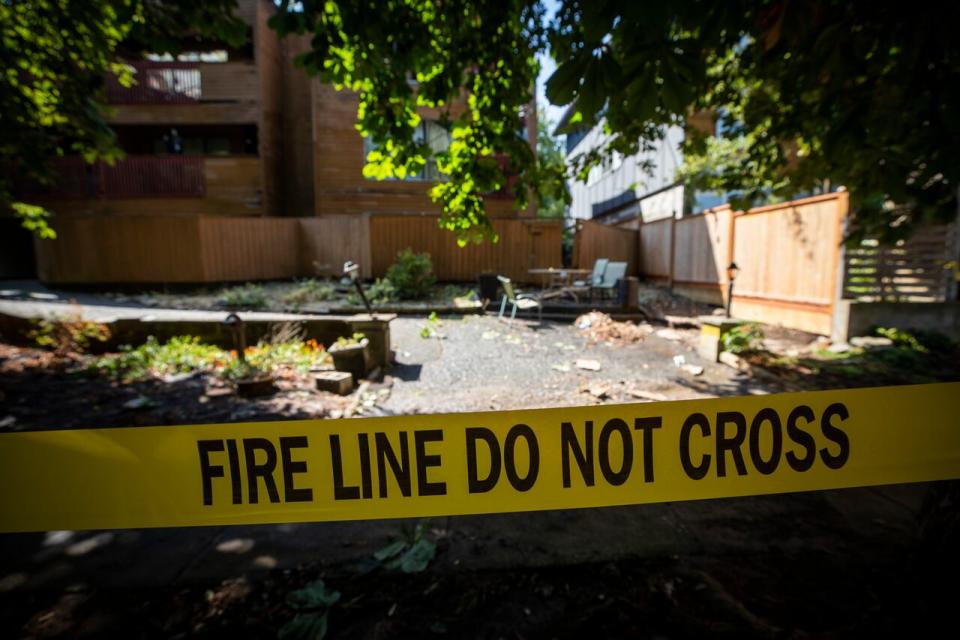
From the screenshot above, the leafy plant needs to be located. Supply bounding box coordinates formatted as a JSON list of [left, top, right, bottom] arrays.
[[91, 336, 224, 381], [279, 579, 341, 640], [28, 315, 111, 356], [722, 323, 765, 355], [385, 249, 436, 300], [373, 519, 437, 573], [419, 311, 441, 338], [333, 332, 367, 349], [873, 327, 955, 354], [283, 279, 337, 308], [219, 283, 268, 309], [347, 278, 397, 306]]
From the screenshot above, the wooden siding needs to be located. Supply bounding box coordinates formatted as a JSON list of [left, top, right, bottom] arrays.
[[34, 157, 263, 217], [311, 83, 531, 219]]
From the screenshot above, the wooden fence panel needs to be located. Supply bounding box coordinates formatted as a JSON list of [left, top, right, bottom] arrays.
[[844, 224, 957, 302], [672, 208, 732, 285], [638, 218, 672, 278], [299, 215, 371, 278], [369, 216, 561, 282], [198, 217, 299, 281], [574, 220, 638, 275], [732, 195, 843, 307], [35, 215, 204, 283]]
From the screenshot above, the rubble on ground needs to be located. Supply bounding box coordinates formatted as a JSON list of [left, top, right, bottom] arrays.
[[575, 312, 652, 345]]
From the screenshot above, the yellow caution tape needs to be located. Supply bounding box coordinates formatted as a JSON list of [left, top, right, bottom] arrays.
[[1, 383, 958, 533]]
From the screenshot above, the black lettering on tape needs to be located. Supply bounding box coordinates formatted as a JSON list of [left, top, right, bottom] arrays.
[[226, 439, 242, 505], [330, 434, 360, 500], [358, 433, 373, 500], [634, 417, 662, 483], [785, 405, 816, 472], [279, 436, 313, 503], [598, 418, 632, 486], [198, 440, 225, 506], [749, 408, 782, 475], [415, 430, 447, 496], [561, 421, 594, 488], [715, 411, 748, 477], [466, 427, 501, 494], [504, 424, 540, 492], [680, 413, 711, 480], [375, 432, 412, 498], [243, 438, 281, 504], [820, 402, 850, 469]]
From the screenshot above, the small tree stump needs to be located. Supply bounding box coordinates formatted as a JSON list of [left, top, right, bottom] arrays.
[[315, 371, 354, 395]]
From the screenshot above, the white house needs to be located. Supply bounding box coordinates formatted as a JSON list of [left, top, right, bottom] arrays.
[[558, 108, 686, 227]]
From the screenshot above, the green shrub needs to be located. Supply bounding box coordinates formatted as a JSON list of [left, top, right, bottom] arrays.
[[722, 322, 765, 354], [91, 336, 225, 381], [283, 279, 336, 307], [29, 315, 110, 356], [347, 278, 397, 305], [219, 283, 268, 309], [385, 248, 436, 300], [873, 327, 955, 354]]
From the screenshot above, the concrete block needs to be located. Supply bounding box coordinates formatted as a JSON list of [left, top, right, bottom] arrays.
[[315, 371, 354, 395], [698, 316, 744, 362]]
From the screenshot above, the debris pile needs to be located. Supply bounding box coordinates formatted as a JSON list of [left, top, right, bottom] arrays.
[[575, 312, 651, 345]]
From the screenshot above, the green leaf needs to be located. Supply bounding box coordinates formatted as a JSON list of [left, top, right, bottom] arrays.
[[286, 580, 341, 611], [279, 612, 329, 640], [397, 537, 436, 573], [545, 58, 584, 106], [373, 540, 407, 562]]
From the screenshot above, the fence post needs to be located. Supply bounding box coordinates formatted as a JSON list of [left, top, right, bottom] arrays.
[[667, 214, 676, 290], [725, 208, 737, 307], [949, 187, 960, 302]]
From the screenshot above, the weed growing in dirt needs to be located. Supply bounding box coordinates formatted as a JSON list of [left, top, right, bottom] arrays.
[[722, 323, 764, 354], [283, 279, 337, 308], [90, 336, 330, 382], [91, 336, 224, 381], [385, 248, 436, 299], [347, 278, 397, 306], [374, 519, 437, 573], [219, 283, 268, 309], [279, 579, 340, 640], [28, 315, 111, 356]]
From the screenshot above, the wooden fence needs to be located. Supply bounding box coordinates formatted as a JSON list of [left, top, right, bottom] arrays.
[[34, 214, 561, 284], [572, 220, 638, 276], [843, 223, 957, 303], [575, 193, 850, 334]]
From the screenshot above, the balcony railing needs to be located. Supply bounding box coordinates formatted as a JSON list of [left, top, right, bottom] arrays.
[[105, 62, 202, 104], [23, 156, 206, 198]]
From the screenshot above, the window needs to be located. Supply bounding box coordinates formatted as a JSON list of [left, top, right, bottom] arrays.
[[364, 120, 451, 181]]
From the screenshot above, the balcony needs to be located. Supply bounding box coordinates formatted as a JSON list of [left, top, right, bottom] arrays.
[[106, 62, 202, 104], [27, 156, 206, 198]]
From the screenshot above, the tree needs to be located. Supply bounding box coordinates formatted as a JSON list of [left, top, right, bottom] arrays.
[[535, 106, 569, 220], [272, 0, 960, 243], [1, 0, 245, 237]]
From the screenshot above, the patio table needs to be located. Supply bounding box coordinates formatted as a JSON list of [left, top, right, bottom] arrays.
[[528, 267, 591, 289]]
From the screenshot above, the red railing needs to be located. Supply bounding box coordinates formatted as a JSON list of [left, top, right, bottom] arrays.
[[99, 156, 205, 197], [105, 61, 202, 104], [25, 156, 206, 198]]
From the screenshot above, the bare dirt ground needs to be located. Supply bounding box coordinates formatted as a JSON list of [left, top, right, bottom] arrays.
[[1, 309, 958, 638]]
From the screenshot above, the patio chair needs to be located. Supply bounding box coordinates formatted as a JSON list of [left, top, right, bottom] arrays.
[[591, 261, 627, 300], [573, 258, 608, 287], [497, 275, 542, 324]]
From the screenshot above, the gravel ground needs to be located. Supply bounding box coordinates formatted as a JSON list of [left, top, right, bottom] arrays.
[[382, 314, 778, 415]]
